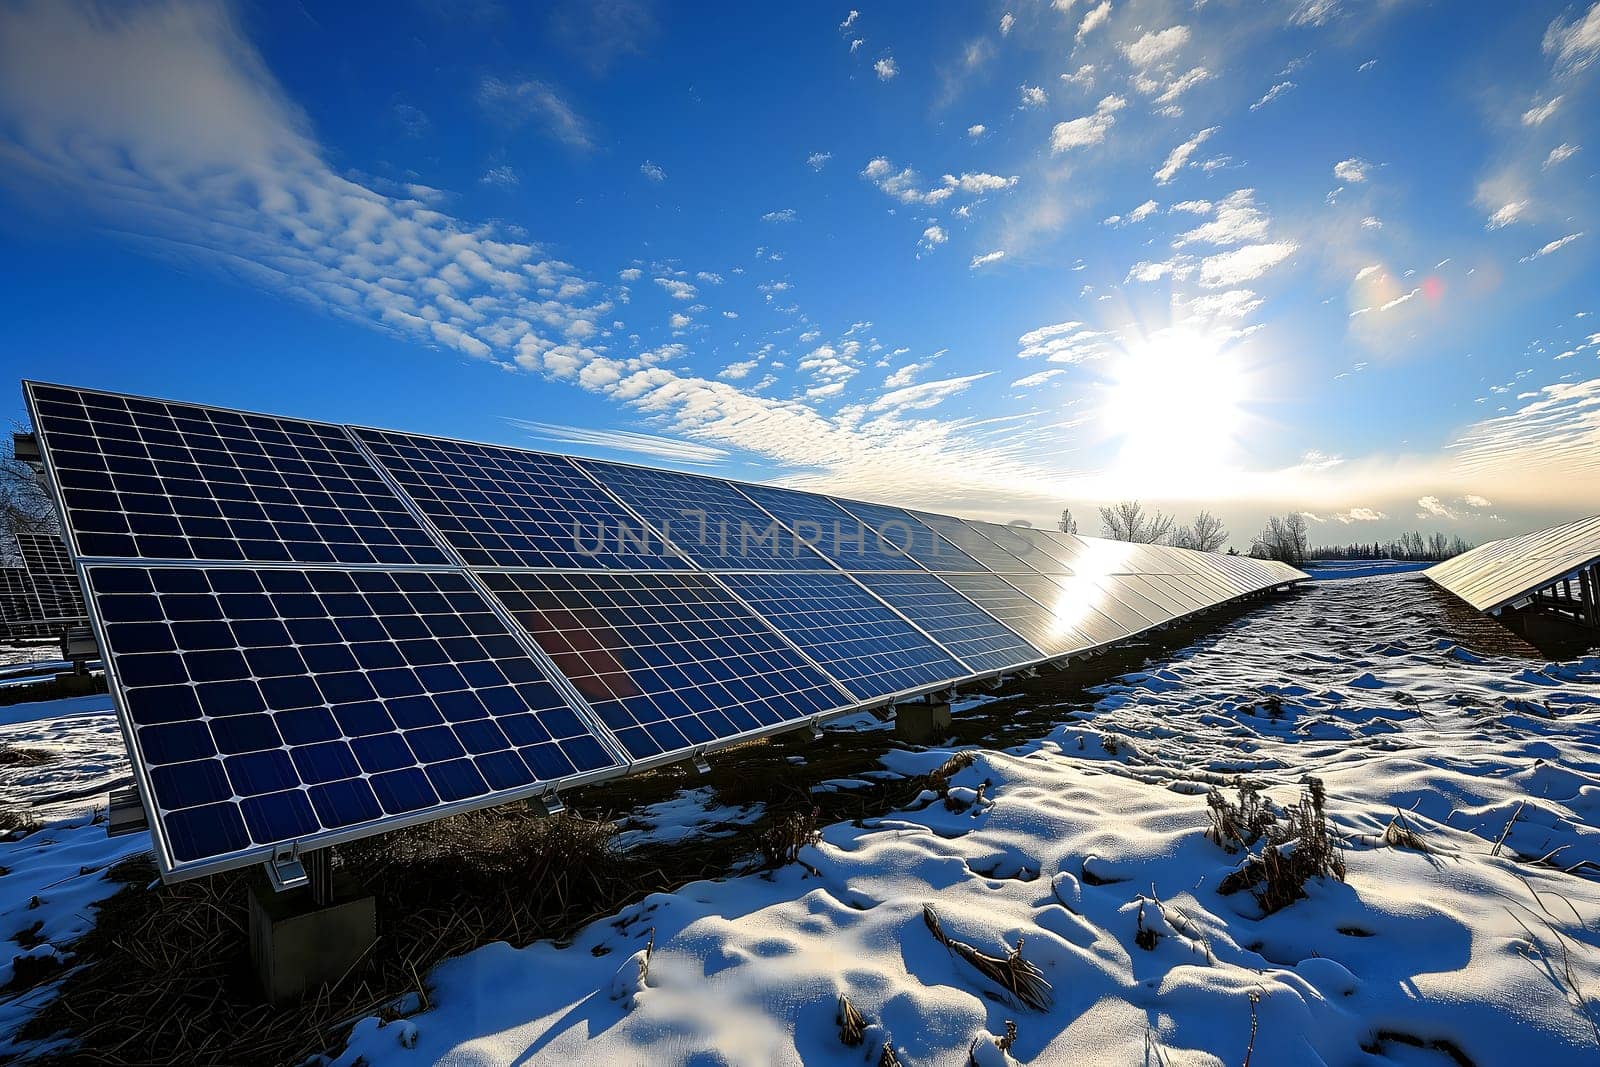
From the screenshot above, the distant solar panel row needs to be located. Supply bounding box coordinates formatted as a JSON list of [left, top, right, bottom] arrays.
[[15, 531, 87, 623], [24, 381, 1306, 879], [1425, 514, 1600, 613]]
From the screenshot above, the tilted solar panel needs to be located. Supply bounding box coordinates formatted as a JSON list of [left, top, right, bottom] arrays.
[[998, 572, 1133, 648], [578, 460, 835, 571], [715, 571, 970, 700], [851, 570, 1044, 673], [831, 498, 988, 572], [29, 384, 449, 567], [15, 531, 86, 621], [737, 482, 922, 571], [1426, 514, 1600, 613], [480, 570, 851, 762], [937, 571, 1092, 656], [908, 513, 1036, 573], [86, 565, 622, 877], [354, 428, 689, 571]]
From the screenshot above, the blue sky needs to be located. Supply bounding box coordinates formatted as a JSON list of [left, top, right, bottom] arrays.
[[1, 0, 1597, 548]]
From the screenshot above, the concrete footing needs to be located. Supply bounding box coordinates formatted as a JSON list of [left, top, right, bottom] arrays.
[[248, 873, 376, 1005], [894, 701, 952, 744]]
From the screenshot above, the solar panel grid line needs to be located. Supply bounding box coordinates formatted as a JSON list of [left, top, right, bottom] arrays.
[[15, 532, 88, 622], [732, 482, 932, 573], [573, 459, 839, 572], [829, 498, 990, 573], [711, 570, 980, 703], [848, 570, 1048, 676], [906, 513, 1037, 574], [79, 563, 629, 880], [349, 426, 691, 573], [343, 425, 640, 774], [478, 570, 856, 766], [23, 382, 452, 569]]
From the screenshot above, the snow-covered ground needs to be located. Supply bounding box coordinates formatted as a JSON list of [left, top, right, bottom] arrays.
[[4, 573, 1600, 1064]]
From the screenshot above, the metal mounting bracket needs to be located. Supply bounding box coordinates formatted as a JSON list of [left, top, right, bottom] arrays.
[[531, 791, 566, 816], [107, 785, 149, 838], [265, 845, 308, 893], [691, 751, 712, 775]]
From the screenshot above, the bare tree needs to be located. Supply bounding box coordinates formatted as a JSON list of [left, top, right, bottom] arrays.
[[1, 425, 55, 564], [1058, 508, 1079, 535], [1251, 513, 1309, 565], [1172, 510, 1227, 552], [1098, 500, 1176, 544]]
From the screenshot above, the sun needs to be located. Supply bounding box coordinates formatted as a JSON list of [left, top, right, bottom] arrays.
[[1101, 326, 1250, 494]]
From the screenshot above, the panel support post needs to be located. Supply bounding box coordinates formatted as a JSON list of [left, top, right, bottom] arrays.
[[894, 700, 952, 745], [248, 855, 375, 1006]]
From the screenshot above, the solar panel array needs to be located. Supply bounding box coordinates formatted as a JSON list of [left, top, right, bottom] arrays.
[[1425, 514, 1600, 613], [25, 381, 1307, 880], [0, 566, 55, 639], [16, 531, 87, 623]]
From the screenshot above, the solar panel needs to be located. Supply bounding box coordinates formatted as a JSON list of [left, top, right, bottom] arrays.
[[15, 531, 87, 621], [354, 428, 689, 571], [830, 498, 988, 572], [86, 565, 622, 877], [908, 513, 1036, 572], [738, 482, 922, 570], [1426, 514, 1600, 613], [937, 571, 1092, 656], [851, 570, 1045, 673], [480, 571, 850, 761], [577, 460, 834, 571], [28, 384, 450, 567], [0, 566, 50, 637], [999, 572, 1134, 648], [715, 571, 970, 700]]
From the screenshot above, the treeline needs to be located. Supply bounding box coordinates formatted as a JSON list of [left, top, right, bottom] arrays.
[[1060, 502, 1230, 552], [1305, 532, 1472, 562]]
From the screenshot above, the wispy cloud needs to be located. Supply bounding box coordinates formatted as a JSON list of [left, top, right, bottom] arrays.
[[479, 76, 596, 150], [1155, 126, 1218, 183], [1520, 232, 1584, 262], [1249, 81, 1295, 110], [506, 419, 729, 464], [1051, 94, 1126, 152], [970, 249, 1006, 269]]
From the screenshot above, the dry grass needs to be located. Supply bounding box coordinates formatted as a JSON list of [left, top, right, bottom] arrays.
[[1382, 811, 1430, 853], [1204, 778, 1275, 853], [0, 744, 54, 766], [1215, 778, 1346, 915], [837, 993, 866, 1047], [0, 805, 38, 835], [922, 903, 1051, 1011]]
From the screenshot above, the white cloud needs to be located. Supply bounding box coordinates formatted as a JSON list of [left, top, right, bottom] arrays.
[[1012, 368, 1065, 389], [1522, 96, 1563, 126], [1122, 26, 1190, 68], [1019, 84, 1047, 108], [1360, 215, 1383, 230], [970, 249, 1006, 269], [640, 159, 667, 182], [1198, 242, 1297, 287], [874, 56, 898, 80], [1249, 81, 1295, 110], [967, 124, 986, 138], [1154, 126, 1218, 183], [480, 165, 519, 187], [508, 421, 728, 464], [1050, 94, 1126, 152], [870, 372, 990, 412], [1290, 0, 1341, 27], [718, 360, 758, 381], [884, 361, 927, 388], [619, 268, 644, 281], [1354, 264, 1382, 282], [1358, 58, 1377, 72], [1076, 2, 1111, 42], [1184, 289, 1264, 320], [1333, 507, 1386, 523], [696, 271, 723, 285], [1543, 2, 1600, 75], [861, 158, 1018, 205], [655, 277, 697, 300], [1000, 12, 1015, 36], [1332, 157, 1371, 183], [1520, 232, 1584, 262], [840, 10, 859, 32], [478, 77, 595, 150], [1416, 495, 1456, 519], [668, 312, 691, 329], [1175, 189, 1269, 246], [1544, 142, 1579, 168], [762, 208, 799, 223], [918, 225, 947, 254], [806, 151, 831, 170], [1462, 493, 1493, 508], [1486, 200, 1527, 229]]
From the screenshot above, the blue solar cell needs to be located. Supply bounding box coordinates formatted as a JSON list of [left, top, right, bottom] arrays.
[[735, 483, 924, 570], [715, 571, 970, 700], [27, 384, 449, 566], [851, 571, 1045, 674], [576, 460, 835, 571], [85, 565, 621, 875], [829, 498, 989, 572], [14, 532, 86, 621], [480, 570, 850, 761], [355, 428, 690, 570]]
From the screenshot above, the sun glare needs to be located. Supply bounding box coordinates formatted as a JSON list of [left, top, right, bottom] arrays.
[[1101, 327, 1248, 494]]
